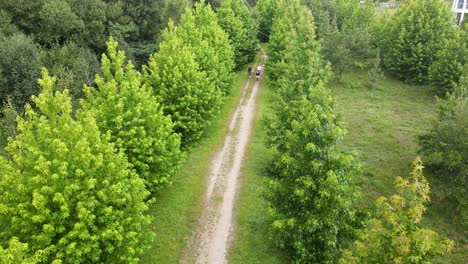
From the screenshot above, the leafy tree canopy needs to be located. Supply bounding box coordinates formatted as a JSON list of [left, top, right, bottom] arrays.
[[0, 69, 152, 263], [82, 38, 182, 193]]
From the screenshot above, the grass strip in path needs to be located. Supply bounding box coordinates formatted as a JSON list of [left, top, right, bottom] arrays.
[[140, 70, 246, 263], [228, 80, 288, 264]]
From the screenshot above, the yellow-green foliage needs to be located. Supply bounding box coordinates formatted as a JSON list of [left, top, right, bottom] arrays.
[[339, 158, 454, 263], [82, 38, 182, 193], [0, 69, 152, 263]]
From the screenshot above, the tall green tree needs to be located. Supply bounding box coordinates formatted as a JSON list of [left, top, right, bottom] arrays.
[[255, 0, 281, 42], [144, 23, 221, 147], [379, 0, 456, 84], [429, 30, 468, 95], [339, 158, 454, 263], [267, 0, 303, 83], [265, 86, 358, 263], [0, 238, 34, 264], [82, 38, 182, 193], [0, 33, 42, 109], [264, 6, 357, 262], [168, 1, 234, 96], [217, 0, 257, 68], [192, 0, 235, 95], [0, 69, 152, 263]]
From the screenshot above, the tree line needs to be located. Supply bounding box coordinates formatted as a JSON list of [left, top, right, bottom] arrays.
[[0, 0, 256, 262]]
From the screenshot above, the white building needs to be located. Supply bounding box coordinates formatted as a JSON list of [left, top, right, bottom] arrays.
[[453, 0, 468, 26]]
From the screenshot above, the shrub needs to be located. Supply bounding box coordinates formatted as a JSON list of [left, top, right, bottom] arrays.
[[419, 77, 468, 225]]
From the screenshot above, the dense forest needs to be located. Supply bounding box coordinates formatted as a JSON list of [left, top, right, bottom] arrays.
[[0, 0, 466, 263]]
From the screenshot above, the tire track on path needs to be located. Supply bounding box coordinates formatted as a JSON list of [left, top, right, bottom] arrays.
[[182, 55, 265, 264]]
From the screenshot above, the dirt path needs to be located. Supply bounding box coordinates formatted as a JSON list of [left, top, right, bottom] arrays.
[[182, 56, 265, 264]]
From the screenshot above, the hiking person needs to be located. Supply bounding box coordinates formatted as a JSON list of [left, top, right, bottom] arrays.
[[248, 66, 252, 77], [255, 70, 260, 80]]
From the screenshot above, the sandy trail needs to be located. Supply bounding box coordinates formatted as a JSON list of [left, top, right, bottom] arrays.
[[182, 58, 264, 264]]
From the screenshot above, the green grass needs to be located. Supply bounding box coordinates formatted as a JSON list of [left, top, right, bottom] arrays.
[[329, 71, 467, 263], [140, 70, 246, 263], [228, 79, 288, 264]]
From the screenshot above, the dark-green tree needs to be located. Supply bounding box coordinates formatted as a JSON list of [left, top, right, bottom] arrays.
[[321, 26, 376, 80], [217, 0, 257, 69], [0, 33, 42, 109], [0, 69, 152, 263], [378, 0, 456, 84], [255, 0, 281, 42], [43, 42, 100, 106], [339, 158, 454, 263], [303, 0, 375, 39], [81, 38, 182, 193], [429, 30, 468, 95]]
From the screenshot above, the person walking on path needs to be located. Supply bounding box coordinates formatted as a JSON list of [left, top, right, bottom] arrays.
[[247, 66, 252, 77]]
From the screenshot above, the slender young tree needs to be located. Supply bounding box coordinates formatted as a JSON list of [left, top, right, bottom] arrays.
[[0, 69, 152, 263], [339, 158, 454, 263], [81, 38, 182, 193]]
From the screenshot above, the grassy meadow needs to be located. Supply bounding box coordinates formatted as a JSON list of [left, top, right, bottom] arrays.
[[330, 72, 467, 263], [229, 70, 467, 263]]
